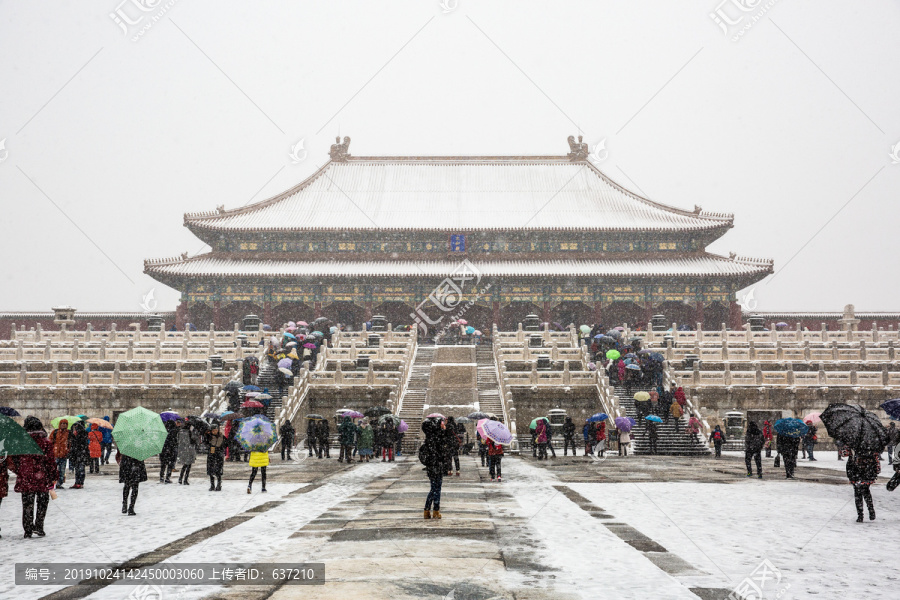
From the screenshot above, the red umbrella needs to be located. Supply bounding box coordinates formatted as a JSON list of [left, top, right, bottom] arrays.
[[241, 400, 265, 408]]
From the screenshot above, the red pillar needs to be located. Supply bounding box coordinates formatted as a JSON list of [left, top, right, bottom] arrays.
[[694, 301, 705, 330], [213, 300, 222, 330], [314, 302, 323, 319], [592, 301, 602, 325], [542, 301, 551, 324], [492, 301, 501, 328], [729, 300, 743, 330], [263, 301, 273, 326]]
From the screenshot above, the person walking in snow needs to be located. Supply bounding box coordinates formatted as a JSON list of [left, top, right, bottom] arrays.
[[100, 416, 114, 465], [709, 425, 726, 458], [584, 420, 595, 456], [886, 422, 898, 465], [117, 448, 146, 516], [444, 416, 461, 476], [618, 427, 631, 457], [477, 430, 488, 466], [87, 424, 102, 474], [847, 449, 880, 522], [776, 434, 800, 479], [762, 420, 774, 458], [306, 418, 318, 457], [647, 421, 659, 455], [562, 416, 577, 456], [247, 449, 269, 493], [48, 419, 70, 489], [316, 419, 331, 458], [67, 421, 90, 489], [159, 420, 178, 483], [421, 418, 445, 519], [8, 417, 57, 537], [338, 416, 358, 463], [0, 453, 7, 538], [176, 421, 198, 485], [670, 402, 683, 435], [488, 436, 504, 482], [744, 421, 764, 479], [280, 420, 295, 461], [535, 420, 549, 460], [380, 419, 396, 462], [595, 420, 607, 458], [357, 420, 374, 462], [804, 421, 818, 461], [687, 414, 702, 445], [206, 422, 226, 491]]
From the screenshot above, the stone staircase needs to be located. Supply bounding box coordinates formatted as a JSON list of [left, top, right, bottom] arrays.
[[612, 383, 710, 456], [397, 345, 434, 454], [256, 360, 286, 422], [476, 345, 503, 420]]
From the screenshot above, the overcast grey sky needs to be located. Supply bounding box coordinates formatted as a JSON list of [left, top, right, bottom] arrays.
[[1, 0, 898, 314]]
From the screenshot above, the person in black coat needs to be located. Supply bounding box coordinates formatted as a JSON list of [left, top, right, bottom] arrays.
[[421, 418, 445, 519], [117, 451, 147, 515], [847, 450, 880, 522], [206, 423, 226, 491], [562, 416, 577, 456], [306, 418, 318, 457], [67, 422, 90, 489], [316, 419, 330, 458], [444, 417, 461, 476], [159, 421, 178, 483], [658, 388, 674, 424], [744, 421, 765, 478], [381, 420, 397, 462], [647, 422, 659, 455], [280, 421, 295, 460], [776, 434, 800, 479]]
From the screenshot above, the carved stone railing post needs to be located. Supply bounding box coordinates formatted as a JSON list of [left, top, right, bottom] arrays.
[[126, 339, 134, 362]]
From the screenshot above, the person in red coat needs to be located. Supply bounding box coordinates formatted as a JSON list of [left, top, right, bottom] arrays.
[[87, 425, 103, 474], [674, 387, 687, 407], [8, 416, 57, 538], [762, 420, 774, 458]]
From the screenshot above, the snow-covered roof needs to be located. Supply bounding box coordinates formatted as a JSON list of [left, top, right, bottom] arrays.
[[184, 157, 733, 233], [145, 253, 771, 279]]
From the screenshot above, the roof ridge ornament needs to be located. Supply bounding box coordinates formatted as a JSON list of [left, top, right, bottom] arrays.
[[329, 136, 351, 162], [566, 135, 589, 161]]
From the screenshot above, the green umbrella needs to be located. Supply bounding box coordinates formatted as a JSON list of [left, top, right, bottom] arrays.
[[0, 415, 43, 456], [606, 350, 621, 360], [51, 415, 82, 430], [579, 325, 591, 334], [529, 416, 550, 429], [378, 414, 401, 426], [112, 407, 167, 461]]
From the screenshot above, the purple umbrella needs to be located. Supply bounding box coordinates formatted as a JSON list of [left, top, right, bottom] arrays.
[[479, 419, 512, 445], [303, 342, 317, 349], [398, 420, 409, 433], [160, 411, 180, 422], [614, 416, 633, 433], [343, 410, 365, 419], [277, 358, 293, 369]]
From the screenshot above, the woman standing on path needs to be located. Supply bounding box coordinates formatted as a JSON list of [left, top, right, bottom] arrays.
[[338, 416, 358, 463], [159, 420, 179, 482], [445, 416, 461, 476], [68, 422, 90, 489], [9, 417, 56, 537], [595, 420, 607, 458], [247, 450, 269, 493], [357, 420, 374, 462], [709, 425, 726, 458], [176, 421, 197, 485], [381, 419, 396, 462], [206, 422, 226, 491], [421, 418, 444, 519], [49, 419, 70, 489], [87, 424, 102, 474], [535, 420, 549, 460], [117, 450, 147, 516], [847, 449, 880, 522], [619, 427, 631, 457]]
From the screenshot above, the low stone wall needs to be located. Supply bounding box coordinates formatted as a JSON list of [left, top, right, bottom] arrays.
[[509, 388, 602, 434]]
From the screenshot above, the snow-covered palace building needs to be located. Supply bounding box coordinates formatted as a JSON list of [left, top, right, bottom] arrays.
[[144, 138, 773, 332]]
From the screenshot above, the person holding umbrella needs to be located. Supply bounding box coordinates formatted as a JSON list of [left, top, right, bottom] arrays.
[[776, 433, 800, 479], [847, 449, 880, 522], [647, 420, 659, 455], [762, 420, 774, 458], [206, 422, 226, 491], [444, 416, 461, 476], [117, 450, 147, 516], [176, 420, 198, 485], [112, 407, 169, 514], [248, 449, 269, 493], [280, 419, 295, 461], [380, 418, 396, 462], [48, 418, 70, 489], [159, 420, 179, 483], [421, 418, 445, 519], [8, 417, 57, 537], [316, 419, 331, 459], [535, 419, 549, 460], [487, 429, 504, 482], [803, 420, 818, 461], [100, 416, 114, 465], [87, 424, 102, 474], [338, 416, 358, 463], [67, 421, 90, 489], [306, 418, 318, 458], [0, 451, 6, 538], [357, 419, 375, 462]]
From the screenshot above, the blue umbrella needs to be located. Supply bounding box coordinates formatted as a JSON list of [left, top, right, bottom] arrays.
[[774, 418, 808, 438], [626, 364, 641, 371], [880, 399, 900, 421], [593, 334, 604, 339], [587, 413, 609, 422], [645, 415, 663, 423], [243, 385, 262, 392]]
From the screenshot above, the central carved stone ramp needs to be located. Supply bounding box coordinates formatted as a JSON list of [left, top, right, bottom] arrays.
[[397, 345, 434, 454], [476, 345, 503, 418], [613, 383, 710, 456]]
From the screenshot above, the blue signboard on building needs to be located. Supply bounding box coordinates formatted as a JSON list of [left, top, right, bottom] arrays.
[[450, 234, 466, 252]]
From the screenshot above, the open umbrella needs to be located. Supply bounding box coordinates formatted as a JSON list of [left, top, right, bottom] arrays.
[[465, 326, 475, 335], [580, 325, 591, 334], [51, 415, 81, 430], [305, 414, 325, 421], [0, 407, 21, 417], [803, 412, 822, 424], [283, 332, 297, 340], [614, 416, 633, 433], [606, 350, 621, 360], [776, 322, 789, 328], [85, 418, 113, 430], [364, 407, 392, 419], [773, 418, 808, 438], [820, 403, 889, 452], [468, 411, 490, 420], [379, 414, 402, 426], [236, 416, 277, 452], [220, 412, 245, 422], [241, 400, 265, 409], [626, 364, 641, 371], [880, 399, 900, 421], [255, 393, 273, 402], [425, 413, 445, 419], [223, 381, 243, 392], [457, 319, 468, 325], [645, 415, 663, 423], [186, 415, 209, 432], [474, 330, 482, 336], [455, 417, 471, 424], [587, 413, 609, 422], [160, 411, 181, 422], [478, 419, 512, 445], [297, 321, 308, 326], [398, 420, 409, 433], [243, 385, 262, 392], [112, 407, 167, 461], [342, 410, 365, 419], [278, 367, 294, 377], [0, 415, 43, 455], [529, 416, 550, 429], [277, 358, 293, 369], [634, 392, 651, 402]]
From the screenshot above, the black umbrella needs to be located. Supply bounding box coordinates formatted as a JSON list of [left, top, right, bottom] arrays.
[[223, 381, 243, 392], [467, 411, 490, 420], [820, 403, 889, 453], [186, 415, 209, 432], [364, 406, 391, 419], [0, 407, 21, 417], [306, 414, 325, 421]]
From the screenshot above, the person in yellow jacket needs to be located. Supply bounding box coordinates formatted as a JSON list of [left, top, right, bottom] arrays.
[[247, 450, 269, 493]]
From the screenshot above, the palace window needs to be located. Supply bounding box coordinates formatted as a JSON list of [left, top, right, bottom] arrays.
[[659, 242, 677, 250]]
